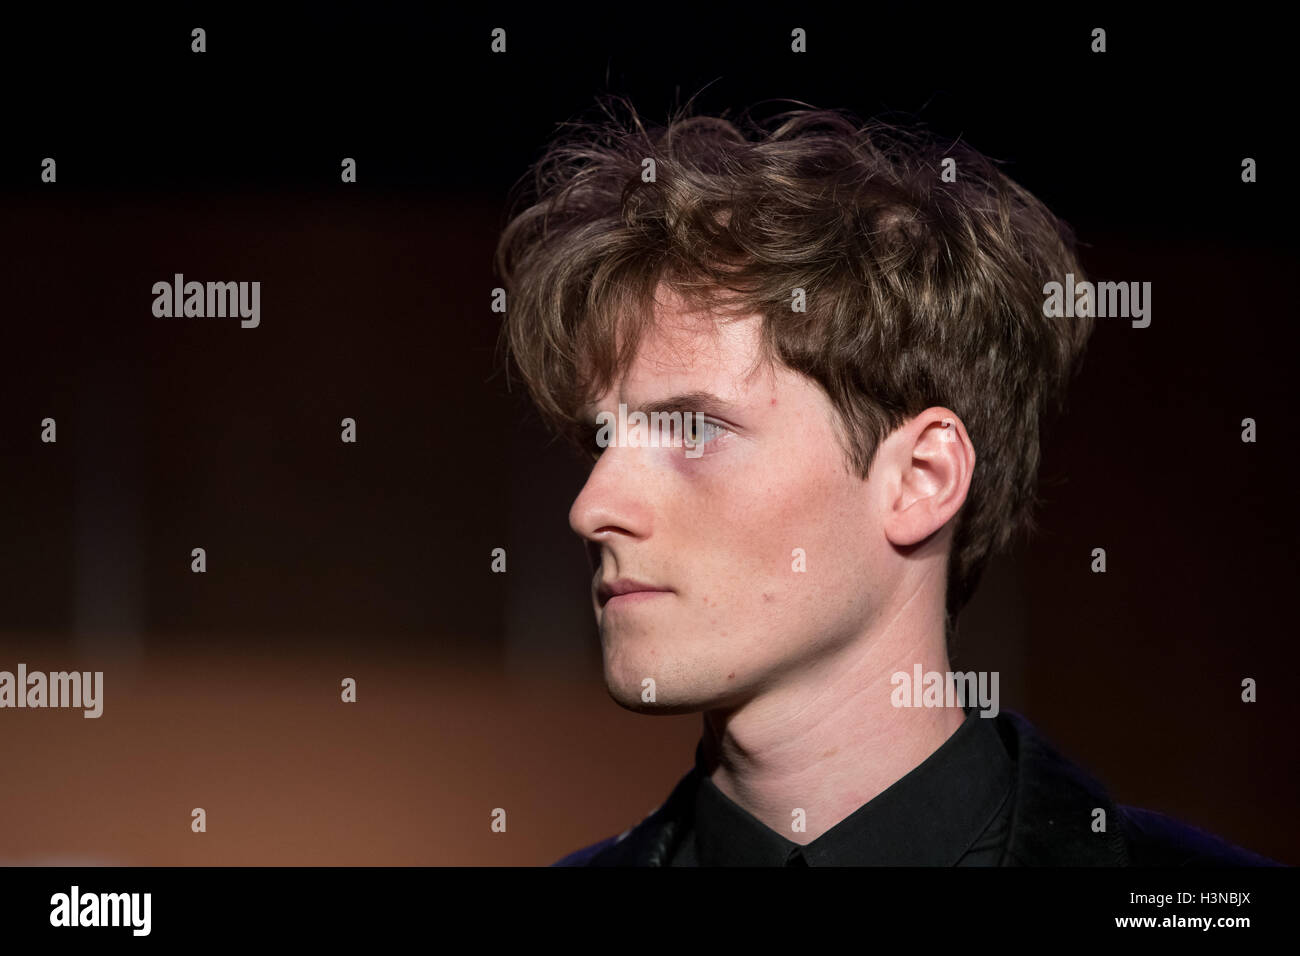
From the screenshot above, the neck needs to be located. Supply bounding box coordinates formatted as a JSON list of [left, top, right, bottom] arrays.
[[698, 588, 964, 845]]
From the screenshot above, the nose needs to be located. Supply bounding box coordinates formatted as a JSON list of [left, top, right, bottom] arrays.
[[568, 445, 655, 557]]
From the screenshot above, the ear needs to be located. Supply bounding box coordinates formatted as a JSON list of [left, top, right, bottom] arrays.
[[881, 408, 975, 548]]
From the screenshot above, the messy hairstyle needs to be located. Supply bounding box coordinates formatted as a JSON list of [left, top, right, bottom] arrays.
[[494, 94, 1093, 642]]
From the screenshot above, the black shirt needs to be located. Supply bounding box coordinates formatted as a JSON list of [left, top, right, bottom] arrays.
[[670, 707, 1016, 865]]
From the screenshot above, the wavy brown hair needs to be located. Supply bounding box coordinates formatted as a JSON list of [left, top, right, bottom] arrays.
[[494, 95, 1093, 643]]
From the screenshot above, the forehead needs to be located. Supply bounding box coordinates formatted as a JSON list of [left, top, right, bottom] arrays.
[[596, 284, 772, 407]]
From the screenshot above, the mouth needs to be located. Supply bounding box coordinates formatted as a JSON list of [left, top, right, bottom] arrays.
[[596, 577, 673, 608]]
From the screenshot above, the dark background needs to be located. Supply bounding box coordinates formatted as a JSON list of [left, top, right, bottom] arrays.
[[0, 8, 1294, 864]]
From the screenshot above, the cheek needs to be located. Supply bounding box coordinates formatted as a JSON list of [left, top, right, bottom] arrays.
[[674, 442, 871, 603]]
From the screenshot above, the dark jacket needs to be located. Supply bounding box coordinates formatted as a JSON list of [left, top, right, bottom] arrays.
[[552, 709, 1279, 866]]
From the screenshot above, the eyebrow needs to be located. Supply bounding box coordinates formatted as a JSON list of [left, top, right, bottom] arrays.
[[642, 391, 741, 417], [584, 390, 742, 420]]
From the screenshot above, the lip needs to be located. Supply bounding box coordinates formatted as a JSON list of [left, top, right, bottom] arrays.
[[597, 577, 673, 608], [604, 590, 671, 610]]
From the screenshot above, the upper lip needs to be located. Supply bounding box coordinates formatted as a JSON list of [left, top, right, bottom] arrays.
[[597, 577, 672, 607]]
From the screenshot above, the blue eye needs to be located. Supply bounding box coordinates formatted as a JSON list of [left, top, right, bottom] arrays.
[[583, 414, 729, 459], [684, 417, 727, 450]]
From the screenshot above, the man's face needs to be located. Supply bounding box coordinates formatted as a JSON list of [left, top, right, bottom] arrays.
[[570, 285, 900, 714]]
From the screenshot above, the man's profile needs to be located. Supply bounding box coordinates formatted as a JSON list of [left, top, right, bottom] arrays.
[[494, 95, 1276, 866]]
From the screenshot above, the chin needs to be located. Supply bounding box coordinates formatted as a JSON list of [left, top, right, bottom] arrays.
[[602, 659, 742, 716], [600, 653, 697, 714], [605, 686, 704, 716]]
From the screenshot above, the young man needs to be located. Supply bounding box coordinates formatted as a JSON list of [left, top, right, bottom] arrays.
[[495, 97, 1276, 866]]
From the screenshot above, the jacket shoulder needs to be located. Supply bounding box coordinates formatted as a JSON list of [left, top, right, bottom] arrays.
[[549, 765, 701, 866], [550, 831, 629, 867], [1117, 805, 1281, 866], [996, 709, 1279, 866]]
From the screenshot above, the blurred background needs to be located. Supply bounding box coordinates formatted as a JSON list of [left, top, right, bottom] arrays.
[[0, 9, 1295, 865]]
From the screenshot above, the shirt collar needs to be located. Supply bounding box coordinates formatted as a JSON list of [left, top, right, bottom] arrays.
[[690, 707, 1013, 865]]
